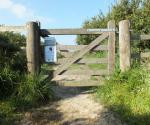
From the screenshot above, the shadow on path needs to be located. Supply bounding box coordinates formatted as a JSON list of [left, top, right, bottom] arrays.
[[16, 86, 125, 125]]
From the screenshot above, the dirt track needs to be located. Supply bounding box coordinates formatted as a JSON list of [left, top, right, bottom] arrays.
[[18, 86, 124, 125]]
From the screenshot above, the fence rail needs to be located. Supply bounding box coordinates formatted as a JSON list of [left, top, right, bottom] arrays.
[[57, 58, 108, 64], [0, 26, 25, 32], [57, 45, 108, 51], [41, 28, 116, 36], [131, 34, 150, 41]]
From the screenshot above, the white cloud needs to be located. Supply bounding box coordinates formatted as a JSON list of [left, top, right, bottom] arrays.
[[12, 4, 28, 18], [0, 0, 13, 9], [0, 0, 55, 24]]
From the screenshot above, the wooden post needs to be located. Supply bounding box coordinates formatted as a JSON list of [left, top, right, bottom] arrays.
[[119, 20, 131, 72], [26, 22, 41, 75], [108, 20, 116, 75]]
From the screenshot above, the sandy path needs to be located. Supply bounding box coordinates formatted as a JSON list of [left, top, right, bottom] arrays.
[[17, 86, 124, 125]]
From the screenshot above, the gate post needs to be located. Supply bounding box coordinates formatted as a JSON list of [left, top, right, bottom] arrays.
[[26, 22, 41, 75], [107, 20, 116, 75], [119, 20, 131, 72]]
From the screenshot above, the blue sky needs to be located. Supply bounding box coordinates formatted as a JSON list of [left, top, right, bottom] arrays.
[[0, 0, 115, 45]]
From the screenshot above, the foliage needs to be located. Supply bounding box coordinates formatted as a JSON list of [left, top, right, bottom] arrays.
[[0, 32, 27, 72], [0, 32, 26, 47], [96, 67, 150, 125], [77, 0, 150, 46], [0, 73, 53, 124], [0, 32, 27, 99], [76, 12, 109, 45], [0, 32, 53, 124], [0, 66, 20, 99], [12, 74, 53, 109]]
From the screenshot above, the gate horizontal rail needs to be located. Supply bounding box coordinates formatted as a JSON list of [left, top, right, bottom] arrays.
[[41, 28, 116, 35]]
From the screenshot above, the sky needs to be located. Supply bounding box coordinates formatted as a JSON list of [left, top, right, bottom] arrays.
[[0, 0, 115, 45]]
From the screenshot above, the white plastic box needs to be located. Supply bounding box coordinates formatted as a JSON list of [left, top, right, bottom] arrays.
[[44, 37, 57, 63]]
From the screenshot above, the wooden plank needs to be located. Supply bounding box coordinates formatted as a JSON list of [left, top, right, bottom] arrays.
[[140, 35, 150, 40], [53, 64, 90, 71], [0, 26, 26, 32], [55, 80, 104, 87], [141, 52, 150, 58], [131, 34, 150, 41], [57, 58, 108, 64], [59, 51, 73, 58], [131, 52, 150, 59], [52, 75, 91, 81], [119, 20, 131, 72], [108, 20, 115, 75], [131, 53, 140, 59], [53, 32, 108, 77], [41, 28, 115, 35], [63, 69, 108, 75], [57, 45, 108, 51]]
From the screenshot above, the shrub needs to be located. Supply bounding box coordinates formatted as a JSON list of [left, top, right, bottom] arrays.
[[0, 32, 53, 124], [0, 66, 20, 99], [96, 67, 150, 125], [12, 74, 53, 109]]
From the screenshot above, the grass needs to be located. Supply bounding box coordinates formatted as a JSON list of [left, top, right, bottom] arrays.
[[0, 32, 54, 124], [0, 72, 53, 125], [96, 66, 150, 125]]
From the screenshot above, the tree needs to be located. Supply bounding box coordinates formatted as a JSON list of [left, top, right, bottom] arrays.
[[0, 32, 27, 72], [77, 0, 150, 45]]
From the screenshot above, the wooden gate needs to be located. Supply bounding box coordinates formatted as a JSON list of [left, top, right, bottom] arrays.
[[50, 20, 116, 86], [0, 20, 116, 86]]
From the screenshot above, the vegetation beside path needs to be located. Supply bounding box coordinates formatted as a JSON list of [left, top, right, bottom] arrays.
[[77, 0, 150, 124], [96, 66, 150, 125], [0, 32, 53, 125]]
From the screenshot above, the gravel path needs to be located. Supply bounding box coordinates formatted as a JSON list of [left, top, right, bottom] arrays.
[[17, 86, 124, 125]]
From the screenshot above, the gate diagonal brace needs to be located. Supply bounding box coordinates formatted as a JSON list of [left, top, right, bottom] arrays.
[[52, 32, 108, 81]]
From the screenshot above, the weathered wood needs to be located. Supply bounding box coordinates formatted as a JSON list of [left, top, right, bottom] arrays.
[[63, 69, 108, 75], [55, 80, 104, 87], [119, 20, 131, 72], [131, 53, 140, 59], [58, 58, 108, 64], [41, 28, 115, 35], [108, 20, 115, 75], [141, 52, 150, 58], [0, 26, 25, 32], [26, 22, 40, 75], [53, 64, 89, 71], [131, 52, 150, 59], [57, 45, 108, 51], [52, 75, 91, 81], [140, 35, 150, 40], [53, 32, 108, 77], [59, 51, 74, 58], [131, 34, 150, 41]]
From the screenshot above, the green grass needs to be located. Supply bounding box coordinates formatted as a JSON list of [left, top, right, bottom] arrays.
[[0, 32, 54, 124], [0, 72, 53, 125], [96, 67, 150, 125]]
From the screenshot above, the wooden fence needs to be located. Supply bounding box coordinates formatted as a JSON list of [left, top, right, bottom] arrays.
[[0, 20, 149, 86], [119, 20, 150, 72], [0, 20, 116, 86]]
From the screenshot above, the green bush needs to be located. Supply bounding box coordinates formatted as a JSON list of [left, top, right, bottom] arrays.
[[0, 66, 20, 99], [13, 74, 53, 109], [0, 32, 53, 124], [96, 67, 150, 125], [0, 32, 27, 98], [0, 32, 27, 72]]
